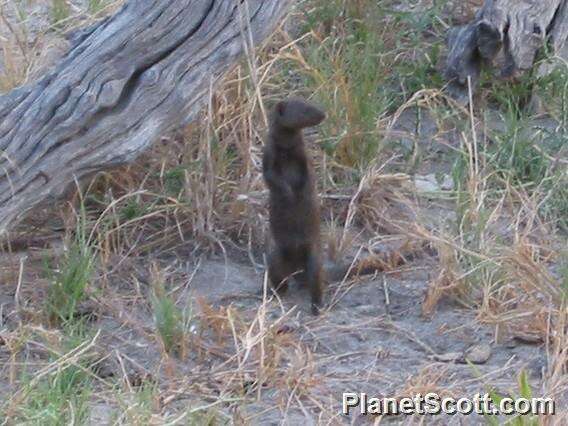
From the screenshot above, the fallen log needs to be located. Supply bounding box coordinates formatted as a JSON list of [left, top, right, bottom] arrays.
[[0, 0, 293, 235], [444, 0, 568, 99]]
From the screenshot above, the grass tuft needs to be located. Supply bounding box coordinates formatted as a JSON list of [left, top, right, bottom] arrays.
[[45, 206, 95, 327], [150, 267, 193, 358]]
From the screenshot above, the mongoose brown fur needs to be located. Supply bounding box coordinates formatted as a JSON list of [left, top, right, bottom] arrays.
[[263, 98, 326, 315]]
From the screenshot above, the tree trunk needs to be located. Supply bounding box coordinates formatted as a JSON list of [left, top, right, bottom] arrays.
[[444, 0, 568, 99], [0, 0, 293, 235]]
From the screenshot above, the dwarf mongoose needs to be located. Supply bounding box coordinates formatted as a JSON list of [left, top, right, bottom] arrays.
[[263, 98, 326, 315]]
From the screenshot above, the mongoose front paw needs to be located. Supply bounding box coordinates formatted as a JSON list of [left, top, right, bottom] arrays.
[[283, 185, 294, 200]]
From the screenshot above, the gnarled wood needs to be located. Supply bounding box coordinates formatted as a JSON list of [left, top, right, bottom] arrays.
[[0, 0, 293, 235], [444, 0, 568, 98]]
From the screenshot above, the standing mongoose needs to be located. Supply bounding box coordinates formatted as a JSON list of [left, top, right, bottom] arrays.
[[262, 97, 326, 315]]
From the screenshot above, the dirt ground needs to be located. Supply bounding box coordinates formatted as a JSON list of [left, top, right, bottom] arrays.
[[0, 240, 552, 424]]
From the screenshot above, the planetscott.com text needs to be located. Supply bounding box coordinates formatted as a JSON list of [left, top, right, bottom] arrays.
[[342, 392, 555, 416]]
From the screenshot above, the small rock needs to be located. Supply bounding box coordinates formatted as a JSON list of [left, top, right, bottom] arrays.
[[414, 175, 440, 192], [463, 343, 492, 364], [513, 333, 544, 345], [414, 174, 454, 193]]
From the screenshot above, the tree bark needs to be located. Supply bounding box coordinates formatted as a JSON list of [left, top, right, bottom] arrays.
[[0, 0, 293, 235], [444, 0, 568, 99]]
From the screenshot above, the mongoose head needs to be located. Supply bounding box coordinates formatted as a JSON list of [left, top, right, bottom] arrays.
[[272, 98, 326, 130]]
